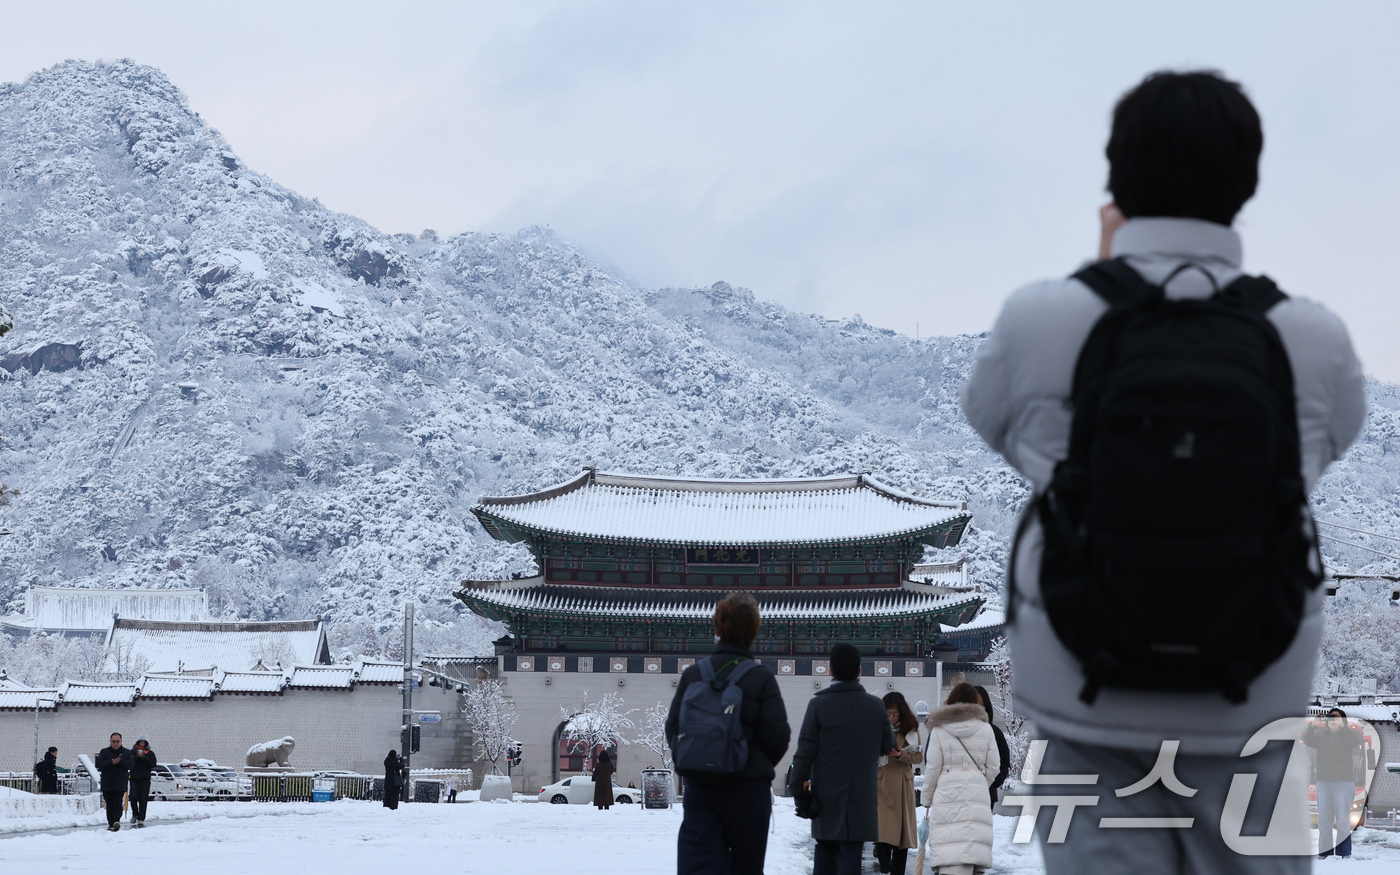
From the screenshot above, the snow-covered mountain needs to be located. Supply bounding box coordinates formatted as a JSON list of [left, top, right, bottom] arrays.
[[1, 61, 1395, 680]]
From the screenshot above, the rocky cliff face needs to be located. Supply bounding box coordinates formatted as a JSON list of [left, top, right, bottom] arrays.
[[0, 61, 1395, 678]]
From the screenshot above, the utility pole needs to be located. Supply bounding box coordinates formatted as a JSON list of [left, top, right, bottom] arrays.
[[401, 602, 415, 803], [32, 694, 53, 788]]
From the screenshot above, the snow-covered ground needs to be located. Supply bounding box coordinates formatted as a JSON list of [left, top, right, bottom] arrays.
[[2, 795, 1399, 873]]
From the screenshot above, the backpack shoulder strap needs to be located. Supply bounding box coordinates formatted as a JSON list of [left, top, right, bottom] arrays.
[[699, 659, 717, 682], [1217, 273, 1287, 314], [726, 659, 758, 685], [1071, 257, 1159, 308]]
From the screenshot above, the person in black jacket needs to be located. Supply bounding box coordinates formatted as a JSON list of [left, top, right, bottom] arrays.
[[667, 592, 790, 875], [974, 685, 1011, 807], [789, 643, 896, 875], [35, 746, 59, 794], [1304, 708, 1364, 859], [383, 750, 402, 810], [128, 735, 156, 827], [95, 732, 133, 831]]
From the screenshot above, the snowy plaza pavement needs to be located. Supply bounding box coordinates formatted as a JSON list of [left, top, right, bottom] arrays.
[[4, 797, 1400, 874]]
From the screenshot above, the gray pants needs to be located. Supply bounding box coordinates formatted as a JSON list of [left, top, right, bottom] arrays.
[[1032, 732, 1310, 875], [1315, 780, 1354, 856]]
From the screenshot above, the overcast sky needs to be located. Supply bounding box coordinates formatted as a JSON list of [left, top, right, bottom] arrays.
[[4, 1, 1398, 380]]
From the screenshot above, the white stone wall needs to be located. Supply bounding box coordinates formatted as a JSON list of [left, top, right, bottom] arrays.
[[496, 666, 950, 794], [0, 685, 402, 776]]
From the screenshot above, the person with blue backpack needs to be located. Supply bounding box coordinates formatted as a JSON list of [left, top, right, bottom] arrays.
[[962, 70, 1366, 875], [666, 592, 790, 875]]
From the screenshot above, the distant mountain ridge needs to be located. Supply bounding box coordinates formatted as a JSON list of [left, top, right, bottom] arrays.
[[0, 61, 1396, 679]]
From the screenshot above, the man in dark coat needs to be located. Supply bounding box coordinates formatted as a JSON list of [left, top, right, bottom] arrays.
[[95, 732, 133, 831], [667, 592, 791, 875], [128, 735, 156, 826], [789, 643, 895, 875], [35, 746, 59, 794]]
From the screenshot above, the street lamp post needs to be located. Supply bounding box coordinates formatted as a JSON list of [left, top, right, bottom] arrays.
[[401, 602, 415, 803]]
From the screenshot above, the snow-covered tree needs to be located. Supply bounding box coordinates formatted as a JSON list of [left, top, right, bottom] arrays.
[[462, 679, 517, 774], [634, 701, 673, 768], [987, 635, 1031, 783], [0, 632, 110, 686], [103, 635, 153, 680], [560, 691, 634, 774], [1318, 578, 1400, 692]]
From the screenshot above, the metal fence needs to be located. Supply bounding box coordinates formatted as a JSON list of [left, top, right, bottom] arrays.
[[0, 773, 36, 793], [251, 773, 315, 802], [335, 776, 374, 800]]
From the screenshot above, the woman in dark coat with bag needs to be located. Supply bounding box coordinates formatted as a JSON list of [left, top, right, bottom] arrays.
[[974, 686, 1011, 806], [592, 750, 616, 809], [383, 750, 402, 810]]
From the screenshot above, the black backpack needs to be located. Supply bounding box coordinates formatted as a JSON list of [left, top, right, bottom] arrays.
[[1022, 258, 1323, 705]]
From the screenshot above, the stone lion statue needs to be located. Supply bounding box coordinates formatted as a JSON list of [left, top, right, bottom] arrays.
[[246, 736, 296, 768]]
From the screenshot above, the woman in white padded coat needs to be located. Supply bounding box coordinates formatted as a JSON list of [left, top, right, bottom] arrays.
[[922, 682, 1001, 875]]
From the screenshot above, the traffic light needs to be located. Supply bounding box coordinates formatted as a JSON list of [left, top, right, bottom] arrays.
[[412, 725, 421, 753], [508, 743, 522, 767], [402, 724, 421, 753]]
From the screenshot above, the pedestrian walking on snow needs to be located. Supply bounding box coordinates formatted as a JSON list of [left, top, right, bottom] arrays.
[[383, 749, 402, 810], [789, 642, 896, 875], [667, 592, 791, 875], [875, 692, 923, 875], [972, 686, 1010, 807], [35, 746, 59, 794], [95, 732, 133, 831], [592, 750, 616, 809], [128, 736, 156, 826], [921, 684, 1000, 875]]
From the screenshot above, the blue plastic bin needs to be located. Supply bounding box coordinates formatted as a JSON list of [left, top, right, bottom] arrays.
[[312, 788, 334, 802]]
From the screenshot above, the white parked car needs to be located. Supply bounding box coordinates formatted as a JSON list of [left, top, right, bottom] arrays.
[[178, 761, 247, 800], [538, 776, 637, 805], [150, 763, 200, 801]]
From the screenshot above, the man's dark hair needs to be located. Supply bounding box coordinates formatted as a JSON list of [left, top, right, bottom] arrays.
[[47, 746, 57, 753], [1107, 70, 1262, 226], [713, 592, 761, 647], [1328, 707, 1348, 720], [830, 642, 861, 681], [110, 732, 121, 740]]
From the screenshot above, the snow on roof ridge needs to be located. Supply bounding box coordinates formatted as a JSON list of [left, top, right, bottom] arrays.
[[463, 585, 978, 621], [473, 471, 970, 547]]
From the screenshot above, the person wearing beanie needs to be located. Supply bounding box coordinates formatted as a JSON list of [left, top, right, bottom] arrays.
[[128, 735, 157, 827]]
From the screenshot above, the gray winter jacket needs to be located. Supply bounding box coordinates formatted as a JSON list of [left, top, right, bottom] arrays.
[[962, 217, 1367, 755], [789, 679, 896, 842]]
